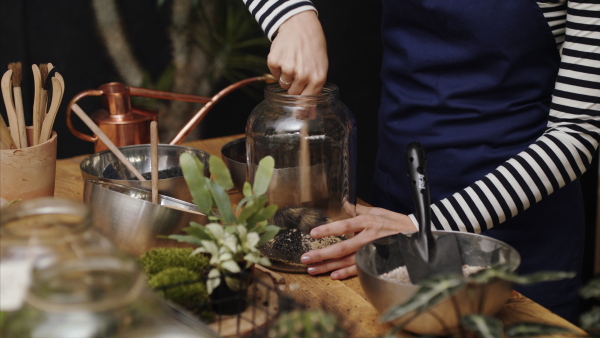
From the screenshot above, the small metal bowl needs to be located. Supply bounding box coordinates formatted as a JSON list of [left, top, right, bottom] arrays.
[[83, 179, 207, 257], [221, 137, 247, 192], [356, 231, 521, 336], [80, 144, 209, 203]]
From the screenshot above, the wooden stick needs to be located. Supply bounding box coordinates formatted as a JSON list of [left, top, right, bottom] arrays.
[[1, 69, 20, 148], [150, 120, 159, 204], [71, 103, 146, 181], [299, 119, 312, 204], [31, 64, 42, 146], [38, 64, 49, 133], [39, 77, 63, 143], [9, 63, 27, 148]]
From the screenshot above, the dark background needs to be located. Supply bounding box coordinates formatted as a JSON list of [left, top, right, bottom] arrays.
[[1, 0, 598, 314]]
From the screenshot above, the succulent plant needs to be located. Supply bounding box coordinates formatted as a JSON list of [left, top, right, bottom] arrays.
[[168, 153, 280, 294], [268, 309, 347, 338]]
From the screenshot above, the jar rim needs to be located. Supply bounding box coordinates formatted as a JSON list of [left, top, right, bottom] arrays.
[[264, 82, 339, 102], [0, 197, 92, 244]]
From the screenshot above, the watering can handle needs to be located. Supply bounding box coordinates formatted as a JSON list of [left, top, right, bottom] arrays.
[[66, 89, 104, 143]]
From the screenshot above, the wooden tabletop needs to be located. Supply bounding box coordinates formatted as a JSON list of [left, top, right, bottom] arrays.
[[54, 134, 587, 337]]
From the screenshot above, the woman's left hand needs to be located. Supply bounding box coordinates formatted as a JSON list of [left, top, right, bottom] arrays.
[[300, 204, 417, 280]]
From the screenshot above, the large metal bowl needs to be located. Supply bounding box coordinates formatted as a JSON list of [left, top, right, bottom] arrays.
[[83, 179, 207, 257], [356, 231, 521, 336], [80, 144, 209, 203]]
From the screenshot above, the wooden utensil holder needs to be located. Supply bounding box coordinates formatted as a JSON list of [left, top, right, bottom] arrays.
[[1, 127, 57, 202]]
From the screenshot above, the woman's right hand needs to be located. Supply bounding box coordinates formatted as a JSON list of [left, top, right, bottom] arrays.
[[268, 10, 328, 95]]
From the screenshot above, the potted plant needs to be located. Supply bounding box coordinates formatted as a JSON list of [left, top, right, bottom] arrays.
[[168, 152, 280, 315], [380, 265, 578, 337]]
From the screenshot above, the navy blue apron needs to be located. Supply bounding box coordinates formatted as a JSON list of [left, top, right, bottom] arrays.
[[372, 0, 585, 321]]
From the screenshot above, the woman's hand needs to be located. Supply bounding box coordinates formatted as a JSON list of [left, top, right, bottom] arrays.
[[300, 204, 418, 280], [268, 11, 328, 95]]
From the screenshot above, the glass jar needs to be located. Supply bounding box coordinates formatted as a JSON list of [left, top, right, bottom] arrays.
[[246, 83, 357, 272], [0, 198, 115, 313], [2, 251, 217, 338]]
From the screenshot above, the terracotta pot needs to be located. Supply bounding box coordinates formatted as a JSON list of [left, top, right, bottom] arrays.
[[0, 127, 57, 202]]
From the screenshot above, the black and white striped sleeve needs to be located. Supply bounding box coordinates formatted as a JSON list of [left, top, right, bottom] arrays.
[[429, 0, 600, 233], [242, 0, 317, 41]]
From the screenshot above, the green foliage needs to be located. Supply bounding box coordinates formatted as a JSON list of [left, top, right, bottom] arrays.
[[147, 267, 214, 322], [268, 309, 347, 338], [580, 276, 600, 334], [191, 0, 270, 88], [380, 274, 466, 324], [138, 247, 209, 276], [168, 153, 280, 294], [382, 266, 577, 337], [461, 315, 503, 338], [504, 322, 576, 337]]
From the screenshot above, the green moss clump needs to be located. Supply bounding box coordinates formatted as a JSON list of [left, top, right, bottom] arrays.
[[139, 247, 209, 276], [147, 267, 214, 322]]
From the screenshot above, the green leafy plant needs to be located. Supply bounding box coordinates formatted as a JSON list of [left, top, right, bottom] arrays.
[[580, 276, 600, 336], [168, 153, 280, 294], [381, 265, 577, 338]]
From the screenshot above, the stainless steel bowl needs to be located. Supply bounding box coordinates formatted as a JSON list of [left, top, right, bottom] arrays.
[[221, 137, 247, 192], [80, 144, 209, 203], [83, 179, 207, 257], [356, 231, 521, 336]]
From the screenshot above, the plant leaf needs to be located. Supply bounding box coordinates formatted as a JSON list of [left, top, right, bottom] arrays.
[[380, 274, 467, 323], [252, 156, 274, 196], [579, 307, 600, 332], [504, 322, 575, 337], [246, 204, 278, 229], [461, 314, 503, 338], [580, 277, 600, 299], [180, 153, 212, 215], [225, 275, 243, 291], [182, 225, 212, 241], [207, 179, 236, 224], [258, 225, 281, 246], [243, 181, 252, 197], [207, 268, 221, 294], [166, 234, 203, 246], [221, 260, 242, 273], [208, 155, 234, 191], [237, 197, 259, 224]]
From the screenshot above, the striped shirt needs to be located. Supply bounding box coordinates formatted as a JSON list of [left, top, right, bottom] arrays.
[[244, 0, 600, 233]]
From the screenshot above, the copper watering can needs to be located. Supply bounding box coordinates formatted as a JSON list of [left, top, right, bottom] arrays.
[[66, 75, 275, 152]]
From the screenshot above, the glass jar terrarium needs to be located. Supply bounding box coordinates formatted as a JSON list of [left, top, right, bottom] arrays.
[[246, 83, 357, 272], [0, 198, 115, 313], [2, 251, 217, 338]]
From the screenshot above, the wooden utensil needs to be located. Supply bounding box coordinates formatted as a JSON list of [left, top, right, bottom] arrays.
[[31, 64, 43, 145], [1, 69, 20, 148], [150, 120, 159, 204], [8, 63, 27, 148], [71, 103, 146, 181], [39, 77, 63, 143]]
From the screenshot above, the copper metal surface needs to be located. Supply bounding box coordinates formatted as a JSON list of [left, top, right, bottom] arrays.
[[67, 75, 276, 152]]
